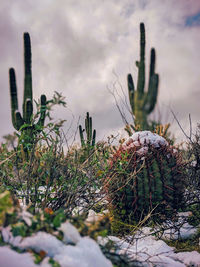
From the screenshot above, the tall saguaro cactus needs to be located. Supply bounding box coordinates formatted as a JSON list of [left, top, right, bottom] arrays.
[[128, 23, 159, 129], [9, 33, 47, 141]]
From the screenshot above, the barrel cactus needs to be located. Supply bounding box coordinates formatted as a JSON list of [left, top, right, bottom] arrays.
[[104, 131, 186, 225]]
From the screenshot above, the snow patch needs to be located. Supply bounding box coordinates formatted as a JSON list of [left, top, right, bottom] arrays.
[[0, 246, 39, 267], [55, 237, 112, 267], [129, 131, 168, 147], [2, 226, 22, 247], [1, 223, 113, 267], [174, 251, 200, 266], [19, 231, 64, 257], [123, 131, 168, 155], [18, 209, 33, 226], [59, 221, 81, 244]]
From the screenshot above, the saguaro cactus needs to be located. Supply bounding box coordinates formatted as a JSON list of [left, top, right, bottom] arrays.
[[79, 112, 96, 148], [127, 23, 159, 129], [9, 33, 47, 137]]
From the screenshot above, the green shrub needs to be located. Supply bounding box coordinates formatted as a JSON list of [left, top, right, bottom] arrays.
[[0, 125, 108, 216], [185, 124, 200, 188]]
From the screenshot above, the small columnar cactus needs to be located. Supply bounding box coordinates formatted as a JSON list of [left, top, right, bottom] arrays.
[[79, 112, 96, 149], [104, 131, 186, 224]]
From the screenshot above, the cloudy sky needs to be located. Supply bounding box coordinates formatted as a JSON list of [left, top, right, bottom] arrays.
[[1, 0, 200, 145]]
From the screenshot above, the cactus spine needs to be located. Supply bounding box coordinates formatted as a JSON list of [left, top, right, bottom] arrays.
[[9, 33, 47, 142], [79, 112, 96, 148], [128, 23, 159, 129]]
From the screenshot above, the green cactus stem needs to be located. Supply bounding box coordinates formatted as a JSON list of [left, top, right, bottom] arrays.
[[79, 112, 96, 149], [127, 23, 159, 129], [9, 33, 47, 136], [104, 132, 186, 228]]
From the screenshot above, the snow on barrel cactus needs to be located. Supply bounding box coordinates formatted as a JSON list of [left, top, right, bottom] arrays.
[[104, 131, 186, 224]]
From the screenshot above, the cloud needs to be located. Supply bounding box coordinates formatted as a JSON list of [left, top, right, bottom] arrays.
[[0, 0, 200, 145]]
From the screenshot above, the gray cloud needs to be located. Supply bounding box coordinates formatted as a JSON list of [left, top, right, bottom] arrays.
[[0, 0, 200, 145]]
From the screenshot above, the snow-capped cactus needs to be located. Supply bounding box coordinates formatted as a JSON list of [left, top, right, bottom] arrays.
[[104, 131, 187, 226], [123, 131, 168, 153]]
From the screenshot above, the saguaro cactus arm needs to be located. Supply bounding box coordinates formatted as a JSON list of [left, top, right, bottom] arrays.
[[92, 129, 96, 147], [85, 112, 92, 145], [23, 32, 33, 124], [9, 68, 24, 130], [79, 125, 85, 147], [36, 95, 47, 128], [144, 48, 159, 113], [136, 22, 145, 97], [127, 74, 135, 114]]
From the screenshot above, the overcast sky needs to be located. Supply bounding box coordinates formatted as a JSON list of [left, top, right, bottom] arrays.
[[1, 0, 200, 145]]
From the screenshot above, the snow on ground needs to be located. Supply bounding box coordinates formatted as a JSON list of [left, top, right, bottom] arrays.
[[1, 219, 200, 267], [19, 231, 112, 267], [1, 221, 112, 267], [88, 208, 200, 266], [147, 212, 199, 241], [1, 210, 200, 266], [54, 237, 112, 267], [0, 246, 40, 267], [19, 231, 65, 257], [59, 221, 81, 244], [161, 221, 198, 240], [174, 251, 200, 266], [98, 234, 200, 267]]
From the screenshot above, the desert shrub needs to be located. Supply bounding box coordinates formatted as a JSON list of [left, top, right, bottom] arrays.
[[185, 124, 200, 189], [0, 123, 113, 215], [103, 131, 187, 229], [0, 125, 83, 212], [181, 124, 200, 225]]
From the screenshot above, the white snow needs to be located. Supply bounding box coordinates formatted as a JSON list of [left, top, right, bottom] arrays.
[[123, 131, 168, 155], [98, 234, 200, 267], [129, 131, 168, 147], [174, 251, 200, 266], [18, 209, 33, 226], [59, 221, 81, 244], [19, 231, 64, 257], [97, 213, 200, 267], [54, 237, 113, 267], [19, 232, 112, 267], [162, 221, 198, 240], [1, 222, 113, 267], [1, 212, 200, 267], [1, 226, 22, 247], [0, 246, 39, 267], [145, 212, 199, 241]]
